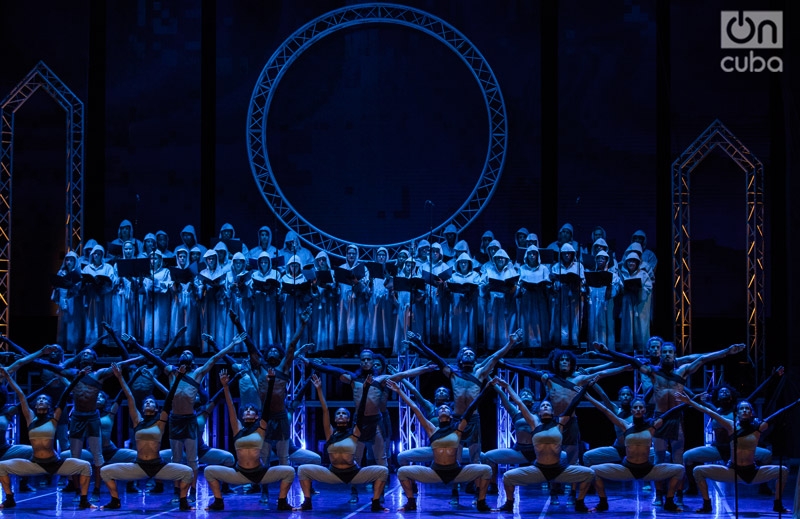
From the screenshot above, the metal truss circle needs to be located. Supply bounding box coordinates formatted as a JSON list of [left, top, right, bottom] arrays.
[[247, 3, 507, 259]]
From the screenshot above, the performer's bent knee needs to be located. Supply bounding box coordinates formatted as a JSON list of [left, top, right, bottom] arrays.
[[396, 466, 413, 482], [297, 464, 318, 481], [270, 466, 296, 484]]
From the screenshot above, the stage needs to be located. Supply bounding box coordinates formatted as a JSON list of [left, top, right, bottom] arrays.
[[6, 473, 795, 517]]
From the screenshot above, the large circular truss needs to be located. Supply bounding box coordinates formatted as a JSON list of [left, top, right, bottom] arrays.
[[247, 3, 507, 259]]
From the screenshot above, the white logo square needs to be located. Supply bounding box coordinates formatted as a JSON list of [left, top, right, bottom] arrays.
[[721, 11, 782, 49]]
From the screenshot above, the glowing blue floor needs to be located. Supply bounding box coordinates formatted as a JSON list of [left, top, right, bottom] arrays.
[[0, 475, 792, 517]]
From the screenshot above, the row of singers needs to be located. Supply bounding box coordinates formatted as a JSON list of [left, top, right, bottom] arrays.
[[53, 237, 653, 354]]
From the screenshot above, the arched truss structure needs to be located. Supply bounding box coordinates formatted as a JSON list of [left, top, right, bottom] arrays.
[[0, 61, 84, 336], [247, 2, 507, 261], [672, 119, 764, 380]]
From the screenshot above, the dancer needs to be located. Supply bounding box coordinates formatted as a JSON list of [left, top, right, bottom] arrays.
[[482, 384, 540, 487], [391, 378, 468, 504], [592, 340, 745, 503], [100, 364, 194, 510], [683, 373, 780, 494], [493, 377, 595, 513], [499, 349, 627, 466], [162, 374, 240, 497], [60, 347, 142, 496], [584, 393, 684, 512], [583, 386, 637, 467], [0, 378, 59, 493], [94, 389, 138, 497], [204, 369, 295, 510], [296, 375, 388, 512], [228, 305, 310, 456], [391, 379, 493, 512], [126, 331, 246, 492], [676, 391, 796, 513], [0, 367, 93, 509], [405, 328, 522, 464], [302, 347, 434, 472], [252, 307, 310, 502], [394, 383, 470, 466]]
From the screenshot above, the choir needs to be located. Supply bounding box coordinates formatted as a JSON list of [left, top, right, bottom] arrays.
[[53, 222, 659, 355]]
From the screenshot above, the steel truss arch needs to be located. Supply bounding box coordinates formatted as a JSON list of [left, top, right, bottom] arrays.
[[672, 119, 764, 380], [247, 2, 507, 261], [0, 61, 84, 336]]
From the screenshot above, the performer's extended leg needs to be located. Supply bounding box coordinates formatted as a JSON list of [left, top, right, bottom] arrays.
[[694, 464, 788, 513], [583, 446, 622, 467], [297, 465, 387, 511], [205, 466, 294, 509], [101, 462, 193, 509], [0, 459, 92, 508], [396, 447, 433, 466]]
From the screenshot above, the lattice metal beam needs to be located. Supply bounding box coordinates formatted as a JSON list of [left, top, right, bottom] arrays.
[[290, 361, 306, 449], [247, 3, 507, 260], [671, 120, 764, 380], [398, 351, 423, 452], [496, 368, 519, 456], [0, 61, 84, 337]]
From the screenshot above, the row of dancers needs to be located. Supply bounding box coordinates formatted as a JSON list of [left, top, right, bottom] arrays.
[[55, 226, 655, 360], [0, 324, 792, 512]]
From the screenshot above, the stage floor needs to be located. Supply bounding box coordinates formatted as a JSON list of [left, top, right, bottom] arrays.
[[4, 475, 793, 518]]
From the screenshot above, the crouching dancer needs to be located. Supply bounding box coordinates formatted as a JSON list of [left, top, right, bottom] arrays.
[[585, 392, 684, 512], [100, 364, 193, 510], [676, 391, 797, 513], [493, 377, 595, 513], [297, 375, 388, 512], [0, 367, 93, 508], [205, 369, 294, 510], [391, 379, 493, 512]]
